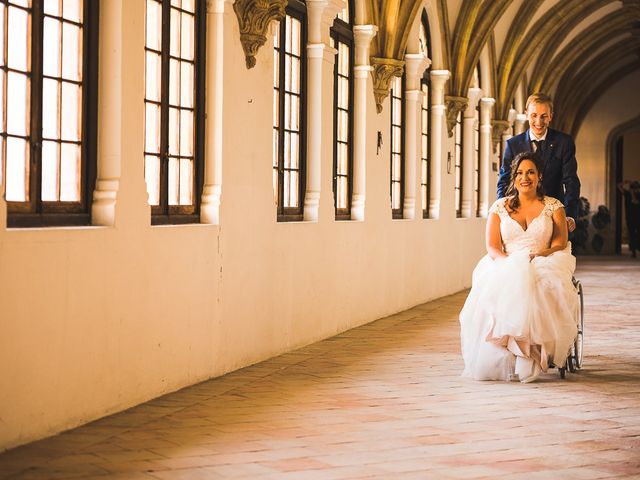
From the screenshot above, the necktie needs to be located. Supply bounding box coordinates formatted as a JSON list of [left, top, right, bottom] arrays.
[[532, 139, 545, 155]]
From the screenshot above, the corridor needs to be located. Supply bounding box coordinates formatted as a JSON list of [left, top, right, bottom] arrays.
[[1, 256, 638, 479]]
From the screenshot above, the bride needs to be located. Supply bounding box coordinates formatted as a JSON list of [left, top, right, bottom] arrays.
[[460, 152, 578, 383]]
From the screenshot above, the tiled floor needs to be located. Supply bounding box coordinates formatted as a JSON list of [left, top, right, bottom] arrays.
[[1, 256, 639, 479]]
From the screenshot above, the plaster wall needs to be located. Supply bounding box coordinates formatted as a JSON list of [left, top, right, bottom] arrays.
[[0, 7, 487, 451], [575, 70, 640, 207]]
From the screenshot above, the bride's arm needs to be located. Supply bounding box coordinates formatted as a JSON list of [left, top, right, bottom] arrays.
[[486, 212, 507, 259], [533, 207, 568, 258]]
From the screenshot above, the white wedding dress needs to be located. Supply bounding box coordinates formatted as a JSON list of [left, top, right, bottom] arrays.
[[459, 196, 578, 382]]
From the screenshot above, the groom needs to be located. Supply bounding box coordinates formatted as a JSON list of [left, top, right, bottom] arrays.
[[497, 93, 581, 230]]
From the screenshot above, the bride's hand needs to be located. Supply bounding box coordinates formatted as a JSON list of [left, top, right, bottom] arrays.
[[529, 253, 538, 261]]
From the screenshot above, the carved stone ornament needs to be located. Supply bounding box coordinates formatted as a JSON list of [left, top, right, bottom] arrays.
[[233, 0, 286, 69], [444, 96, 468, 137], [370, 57, 405, 113], [491, 120, 511, 153]]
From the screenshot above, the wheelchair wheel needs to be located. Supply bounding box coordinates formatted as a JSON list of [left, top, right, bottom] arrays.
[[567, 279, 584, 372], [574, 280, 584, 369]]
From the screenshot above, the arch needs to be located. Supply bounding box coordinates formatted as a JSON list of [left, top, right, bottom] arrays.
[[605, 114, 640, 254]]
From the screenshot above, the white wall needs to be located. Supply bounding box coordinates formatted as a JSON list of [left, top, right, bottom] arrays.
[[575, 70, 640, 207], [0, 6, 488, 451]]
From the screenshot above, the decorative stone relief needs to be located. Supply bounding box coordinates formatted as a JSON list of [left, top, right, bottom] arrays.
[[233, 0, 286, 69], [491, 120, 511, 152], [370, 57, 405, 113], [444, 96, 468, 137]]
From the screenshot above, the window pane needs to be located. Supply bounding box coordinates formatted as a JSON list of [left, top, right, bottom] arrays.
[[180, 61, 193, 108], [291, 57, 299, 94], [283, 131, 290, 168], [146, 0, 162, 51], [169, 107, 179, 154], [170, 7, 180, 57], [290, 95, 298, 130], [290, 132, 298, 169], [62, 22, 81, 81], [145, 51, 162, 102], [63, 0, 82, 22], [290, 170, 298, 206], [182, 0, 195, 13], [5, 137, 28, 201], [168, 156, 179, 204], [290, 18, 300, 56], [60, 143, 80, 201], [180, 109, 193, 156], [7, 72, 28, 136], [181, 11, 194, 61], [42, 78, 60, 139], [145, 155, 160, 205], [145, 103, 160, 153], [43, 17, 61, 77], [179, 157, 192, 205], [41, 141, 59, 201], [169, 58, 180, 105], [44, 0, 61, 16], [61, 82, 80, 141], [7, 6, 28, 72]]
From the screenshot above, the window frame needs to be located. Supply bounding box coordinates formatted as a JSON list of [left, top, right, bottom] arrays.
[[390, 73, 405, 220], [3, 0, 99, 228], [454, 110, 463, 218], [145, 0, 206, 225], [273, 0, 307, 222], [330, 8, 354, 221]]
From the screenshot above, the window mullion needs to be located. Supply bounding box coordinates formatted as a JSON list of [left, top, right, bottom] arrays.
[[30, 0, 44, 215], [158, 0, 171, 214]]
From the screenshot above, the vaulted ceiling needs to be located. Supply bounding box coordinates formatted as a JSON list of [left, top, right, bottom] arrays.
[[361, 0, 640, 138]]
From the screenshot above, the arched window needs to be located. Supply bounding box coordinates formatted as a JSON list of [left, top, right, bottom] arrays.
[[144, 0, 206, 224], [2, 0, 99, 227], [331, 1, 353, 220], [273, 0, 307, 222], [454, 110, 462, 217], [419, 11, 431, 218], [390, 74, 405, 219]]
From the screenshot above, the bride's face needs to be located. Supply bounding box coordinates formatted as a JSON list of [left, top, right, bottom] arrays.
[[514, 160, 540, 195]]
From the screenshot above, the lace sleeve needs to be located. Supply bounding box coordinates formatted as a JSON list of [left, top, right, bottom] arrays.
[[544, 196, 565, 215], [489, 198, 506, 216]]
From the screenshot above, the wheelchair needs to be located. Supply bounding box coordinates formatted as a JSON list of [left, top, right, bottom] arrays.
[[557, 277, 584, 378]]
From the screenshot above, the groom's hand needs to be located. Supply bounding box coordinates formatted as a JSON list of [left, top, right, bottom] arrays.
[[566, 217, 576, 232]]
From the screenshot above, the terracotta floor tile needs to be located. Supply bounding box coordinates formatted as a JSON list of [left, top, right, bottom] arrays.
[[1, 256, 639, 479]]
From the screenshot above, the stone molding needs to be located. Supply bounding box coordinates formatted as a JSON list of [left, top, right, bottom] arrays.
[[444, 95, 468, 137], [491, 119, 511, 152], [233, 0, 286, 69], [370, 57, 404, 113]]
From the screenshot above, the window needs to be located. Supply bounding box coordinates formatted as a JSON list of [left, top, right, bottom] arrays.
[[419, 12, 431, 218], [1, 0, 99, 227], [390, 74, 404, 219], [331, 3, 353, 220], [454, 111, 462, 217], [273, 0, 306, 222], [144, 0, 206, 224]]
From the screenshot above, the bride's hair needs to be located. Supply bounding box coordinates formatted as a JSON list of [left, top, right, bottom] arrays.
[[506, 152, 545, 211]]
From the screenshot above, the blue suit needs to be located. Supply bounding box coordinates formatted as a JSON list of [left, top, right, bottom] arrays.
[[496, 128, 581, 220]]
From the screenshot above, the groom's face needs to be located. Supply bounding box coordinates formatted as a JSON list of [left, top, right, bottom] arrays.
[[526, 102, 553, 138]]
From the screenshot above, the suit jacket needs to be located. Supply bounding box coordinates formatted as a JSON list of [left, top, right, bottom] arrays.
[[496, 128, 581, 220]]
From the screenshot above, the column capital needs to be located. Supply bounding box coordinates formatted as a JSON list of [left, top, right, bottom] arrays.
[[445, 95, 468, 137], [465, 87, 483, 116], [404, 53, 431, 90], [370, 57, 404, 114], [353, 25, 377, 66], [480, 97, 496, 108]]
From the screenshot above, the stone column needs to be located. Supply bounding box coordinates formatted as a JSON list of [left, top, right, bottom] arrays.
[[402, 53, 430, 219], [91, 0, 124, 226], [514, 113, 527, 135], [428, 70, 449, 219], [351, 25, 377, 221], [479, 97, 495, 217], [461, 87, 482, 218], [201, 0, 228, 224]]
